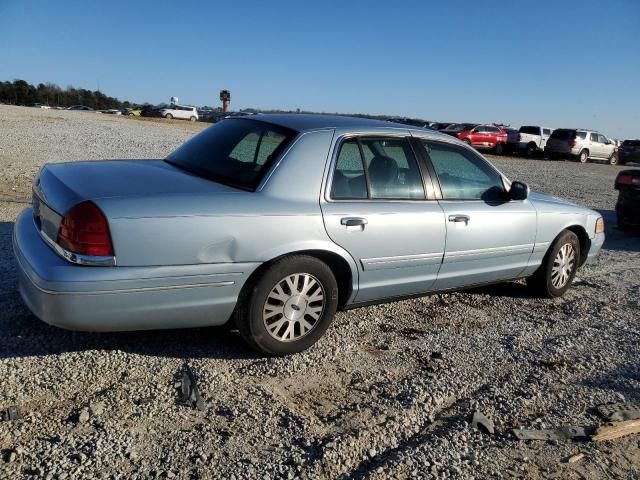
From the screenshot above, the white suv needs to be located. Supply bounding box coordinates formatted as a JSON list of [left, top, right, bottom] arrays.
[[158, 104, 198, 121], [545, 128, 618, 165]]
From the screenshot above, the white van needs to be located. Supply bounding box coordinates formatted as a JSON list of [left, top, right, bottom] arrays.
[[159, 104, 198, 121]]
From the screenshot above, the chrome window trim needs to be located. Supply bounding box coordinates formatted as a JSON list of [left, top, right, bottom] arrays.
[[39, 228, 116, 267]]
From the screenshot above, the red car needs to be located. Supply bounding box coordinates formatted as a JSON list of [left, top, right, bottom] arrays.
[[457, 125, 508, 154]]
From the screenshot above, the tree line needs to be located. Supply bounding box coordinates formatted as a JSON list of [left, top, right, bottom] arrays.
[[0, 79, 135, 110]]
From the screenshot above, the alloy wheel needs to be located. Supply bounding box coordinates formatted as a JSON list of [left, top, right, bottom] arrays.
[[262, 273, 325, 342], [551, 243, 575, 289]]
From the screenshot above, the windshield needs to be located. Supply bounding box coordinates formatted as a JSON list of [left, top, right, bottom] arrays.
[[165, 118, 297, 190]]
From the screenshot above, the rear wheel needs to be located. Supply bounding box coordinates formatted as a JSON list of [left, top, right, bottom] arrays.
[[495, 143, 504, 155], [235, 256, 339, 355], [609, 152, 618, 165], [165, 113, 173, 120], [190, 116, 196, 122], [526, 143, 536, 157], [463, 139, 472, 146], [527, 230, 580, 298], [578, 149, 589, 163]]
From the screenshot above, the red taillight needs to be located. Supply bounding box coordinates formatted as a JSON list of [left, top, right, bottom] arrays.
[[517, 134, 521, 142], [617, 174, 640, 187], [57, 201, 114, 257], [569, 139, 577, 148]]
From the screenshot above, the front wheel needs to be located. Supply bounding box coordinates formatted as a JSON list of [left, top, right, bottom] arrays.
[[526, 230, 580, 298], [190, 116, 196, 122], [235, 256, 339, 355], [609, 152, 618, 165], [165, 113, 173, 119]]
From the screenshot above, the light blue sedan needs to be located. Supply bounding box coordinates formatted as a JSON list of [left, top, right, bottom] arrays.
[[13, 115, 605, 354]]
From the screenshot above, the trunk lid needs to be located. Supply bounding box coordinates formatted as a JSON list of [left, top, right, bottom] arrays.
[[35, 159, 240, 215]]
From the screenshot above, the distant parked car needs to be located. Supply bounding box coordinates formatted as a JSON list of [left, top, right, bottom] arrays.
[[457, 125, 508, 154], [14, 115, 605, 355], [517, 126, 553, 157], [442, 123, 478, 137], [504, 128, 520, 154], [429, 122, 453, 131], [123, 108, 142, 116], [66, 105, 94, 111], [387, 118, 431, 129], [614, 169, 640, 231], [545, 129, 618, 165], [159, 104, 198, 121], [29, 103, 50, 109], [618, 140, 640, 165], [101, 109, 122, 115], [140, 106, 160, 117]]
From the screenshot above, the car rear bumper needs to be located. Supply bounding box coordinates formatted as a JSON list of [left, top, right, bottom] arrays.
[[13, 209, 260, 331]]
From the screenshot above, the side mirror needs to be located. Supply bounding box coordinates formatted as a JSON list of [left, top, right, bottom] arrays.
[[510, 181, 529, 201]]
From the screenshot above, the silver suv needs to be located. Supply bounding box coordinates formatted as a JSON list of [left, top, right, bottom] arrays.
[[545, 128, 618, 165]]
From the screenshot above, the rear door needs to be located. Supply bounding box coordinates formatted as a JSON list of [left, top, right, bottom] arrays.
[[589, 133, 605, 158], [470, 126, 487, 147], [417, 140, 537, 290], [321, 134, 446, 302]]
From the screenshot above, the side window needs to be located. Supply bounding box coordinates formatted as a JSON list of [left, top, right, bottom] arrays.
[[473, 126, 486, 133], [598, 134, 608, 144], [543, 128, 551, 136], [576, 131, 587, 140], [331, 140, 367, 199], [360, 138, 425, 199], [331, 137, 425, 200], [424, 141, 505, 201], [590, 133, 599, 142]]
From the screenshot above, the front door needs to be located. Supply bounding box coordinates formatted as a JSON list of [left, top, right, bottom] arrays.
[[416, 139, 537, 290], [321, 135, 446, 303]]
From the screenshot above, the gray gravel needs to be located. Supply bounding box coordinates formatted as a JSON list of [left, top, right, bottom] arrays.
[[1, 105, 639, 480]]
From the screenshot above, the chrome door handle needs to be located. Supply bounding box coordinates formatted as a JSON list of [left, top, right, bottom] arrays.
[[448, 215, 470, 223], [341, 217, 368, 227]]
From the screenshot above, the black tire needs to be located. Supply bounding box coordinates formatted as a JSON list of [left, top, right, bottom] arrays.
[[495, 143, 504, 155], [608, 152, 618, 165], [526, 230, 580, 298], [526, 143, 536, 157], [165, 113, 173, 119], [578, 149, 589, 163], [234, 255, 339, 355]]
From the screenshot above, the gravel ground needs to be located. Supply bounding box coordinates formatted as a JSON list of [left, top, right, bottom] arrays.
[[0, 105, 639, 480]]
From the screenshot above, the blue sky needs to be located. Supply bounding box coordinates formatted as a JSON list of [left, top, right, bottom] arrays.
[[1, 0, 639, 138]]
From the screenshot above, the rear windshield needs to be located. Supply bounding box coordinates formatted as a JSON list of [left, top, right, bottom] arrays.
[[519, 126, 540, 135], [622, 140, 640, 147], [550, 129, 576, 140], [165, 118, 296, 190]]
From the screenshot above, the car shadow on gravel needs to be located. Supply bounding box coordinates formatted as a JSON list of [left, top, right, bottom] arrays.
[[597, 209, 640, 253], [0, 308, 262, 361]]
